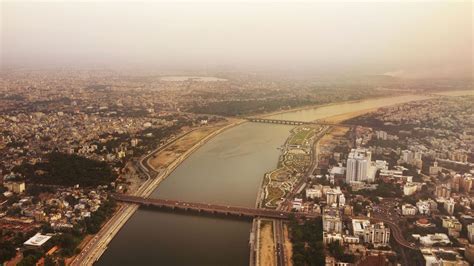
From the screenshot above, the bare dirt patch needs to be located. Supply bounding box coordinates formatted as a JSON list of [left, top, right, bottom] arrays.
[[148, 120, 233, 169], [323, 107, 378, 123], [259, 221, 276, 266], [283, 224, 293, 266]]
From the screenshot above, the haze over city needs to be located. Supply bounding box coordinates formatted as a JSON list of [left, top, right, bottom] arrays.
[[2, 1, 472, 78]]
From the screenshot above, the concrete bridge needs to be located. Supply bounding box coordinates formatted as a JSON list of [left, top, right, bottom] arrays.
[[245, 117, 351, 127], [246, 118, 310, 125], [114, 195, 417, 250], [113, 194, 319, 220]]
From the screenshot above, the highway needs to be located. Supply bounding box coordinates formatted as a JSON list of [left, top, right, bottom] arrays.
[[273, 220, 286, 266]]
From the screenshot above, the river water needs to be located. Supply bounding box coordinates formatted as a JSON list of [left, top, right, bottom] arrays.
[[97, 123, 293, 265], [97, 95, 430, 265]]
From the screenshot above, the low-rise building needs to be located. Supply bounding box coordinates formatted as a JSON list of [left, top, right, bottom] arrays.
[[4, 181, 25, 194], [24, 233, 52, 247], [323, 232, 343, 246], [403, 182, 418, 196], [441, 216, 462, 237], [401, 204, 417, 216], [414, 233, 451, 246]]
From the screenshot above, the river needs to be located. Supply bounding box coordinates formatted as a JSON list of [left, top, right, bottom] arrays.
[[97, 94, 431, 265], [97, 123, 293, 265]]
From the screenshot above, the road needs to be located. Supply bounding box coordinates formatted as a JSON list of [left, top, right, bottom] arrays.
[[273, 220, 286, 266], [114, 194, 320, 220]]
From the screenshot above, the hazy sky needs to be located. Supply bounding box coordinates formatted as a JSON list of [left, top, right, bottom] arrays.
[[1, 1, 472, 78]]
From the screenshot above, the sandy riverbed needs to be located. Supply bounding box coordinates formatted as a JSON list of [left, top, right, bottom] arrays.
[[147, 119, 239, 170], [434, 90, 474, 96]]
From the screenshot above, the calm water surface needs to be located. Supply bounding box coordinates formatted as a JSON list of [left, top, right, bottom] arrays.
[[97, 123, 292, 265]]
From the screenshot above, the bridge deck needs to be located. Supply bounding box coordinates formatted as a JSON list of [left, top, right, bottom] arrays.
[[113, 194, 318, 220], [114, 194, 417, 250], [245, 117, 351, 127]]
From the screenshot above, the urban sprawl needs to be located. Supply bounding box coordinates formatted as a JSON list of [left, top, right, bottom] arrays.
[[0, 69, 473, 266]]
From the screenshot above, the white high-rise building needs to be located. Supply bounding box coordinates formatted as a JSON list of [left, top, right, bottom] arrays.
[[322, 207, 342, 233], [346, 148, 372, 183], [326, 187, 344, 207], [346, 157, 358, 182], [363, 222, 390, 246], [468, 223, 474, 243]]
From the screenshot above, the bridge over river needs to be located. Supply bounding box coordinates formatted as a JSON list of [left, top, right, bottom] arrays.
[[245, 117, 352, 127], [113, 194, 319, 220], [114, 194, 418, 250]]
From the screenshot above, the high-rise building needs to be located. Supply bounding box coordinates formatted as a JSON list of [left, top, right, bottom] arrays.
[[444, 198, 455, 215], [451, 174, 461, 192], [435, 183, 451, 198], [468, 223, 474, 243], [346, 148, 372, 183], [363, 222, 390, 246], [326, 187, 344, 207], [322, 207, 342, 233], [462, 174, 473, 193], [401, 150, 414, 163], [429, 162, 441, 177]]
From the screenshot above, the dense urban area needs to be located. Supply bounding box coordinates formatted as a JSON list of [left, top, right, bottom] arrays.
[[0, 69, 473, 266]]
